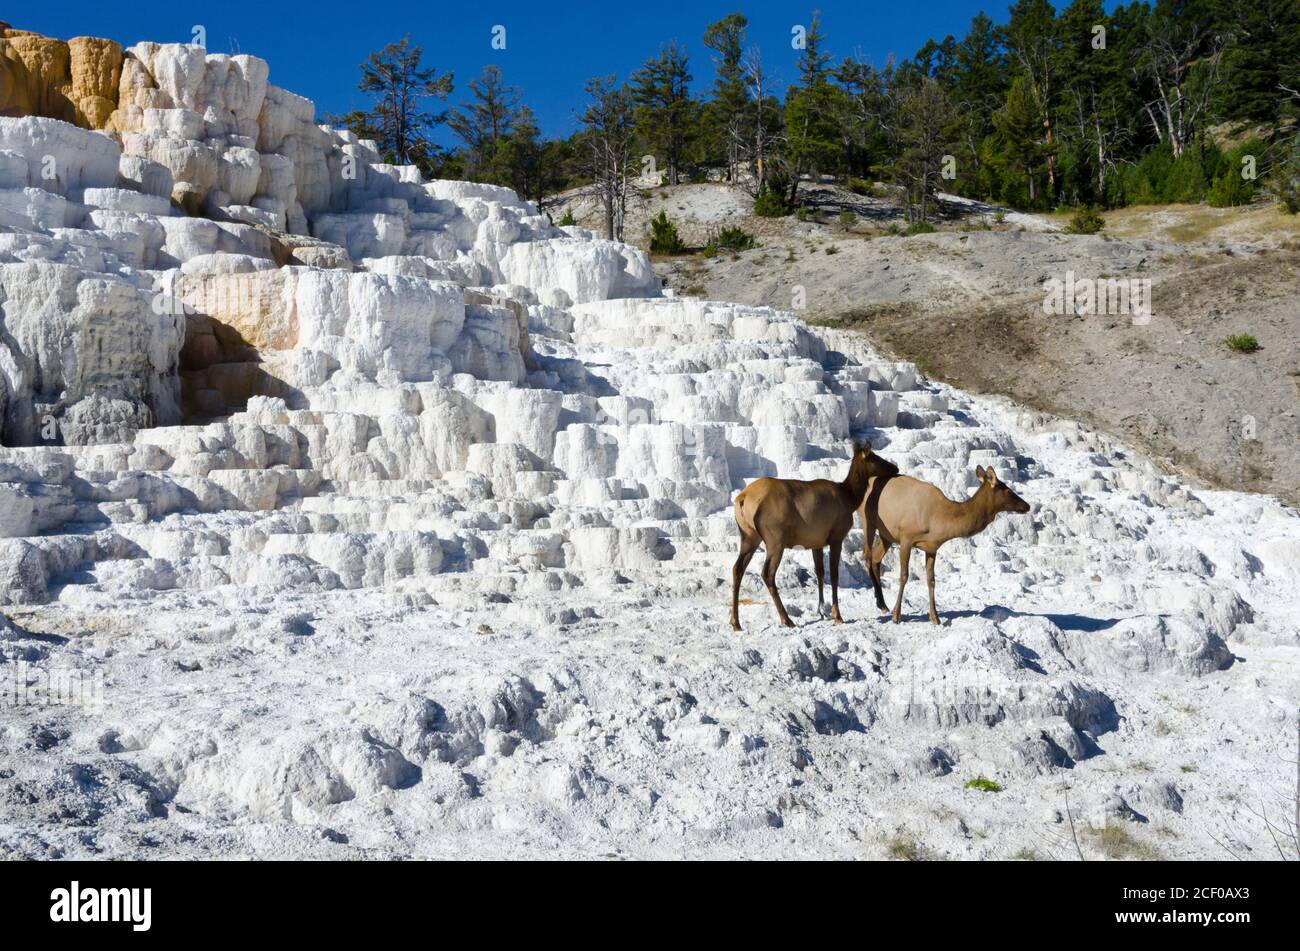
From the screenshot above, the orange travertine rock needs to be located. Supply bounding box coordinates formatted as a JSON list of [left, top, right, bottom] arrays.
[[0, 23, 122, 129]]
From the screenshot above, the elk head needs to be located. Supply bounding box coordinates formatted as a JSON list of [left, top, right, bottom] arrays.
[[976, 465, 1031, 514]]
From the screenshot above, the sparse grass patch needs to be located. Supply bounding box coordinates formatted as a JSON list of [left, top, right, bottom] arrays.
[[905, 221, 937, 235], [1179, 764, 1197, 773], [1224, 333, 1260, 353], [1119, 334, 1152, 355], [885, 832, 927, 861], [1153, 719, 1173, 736], [825, 245, 839, 254], [965, 776, 1002, 793], [1011, 848, 1039, 860], [1087, 824, 1160, 860]]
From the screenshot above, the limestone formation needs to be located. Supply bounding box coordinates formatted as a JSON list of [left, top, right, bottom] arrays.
[[0, 26, 123, 129]]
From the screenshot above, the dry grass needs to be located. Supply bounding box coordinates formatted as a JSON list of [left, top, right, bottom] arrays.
[[883, 832, 931, 861], [1098, 202, 1300, 246], [1087, 823, 1162, 860]]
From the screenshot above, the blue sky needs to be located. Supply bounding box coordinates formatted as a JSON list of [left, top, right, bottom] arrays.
[[13, 2, 1099, 142]]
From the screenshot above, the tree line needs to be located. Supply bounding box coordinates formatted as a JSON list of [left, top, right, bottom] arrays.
[[335, 1, 1300, 237]]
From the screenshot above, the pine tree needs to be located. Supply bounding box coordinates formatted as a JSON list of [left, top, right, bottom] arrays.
[[354, 36, 454, 170], [992, 74, 1052, 205], [883, 76, 958, 222], [945, 13, 1011, 199], [703, 14, 750, 182], [836, 54, 890, 180], [1004, 0, 1063, 199], [1216, 0, 1300, 127], [580, 76, 636, 240], [629, 41, 695, 185], [448, 65, 522, 182], [743, 46, 782, 189], [1133, 0, 1226, 158], [1057, 0, 1133, 203], [784, 11, 845, 204], [954, 13, 1009, 141]]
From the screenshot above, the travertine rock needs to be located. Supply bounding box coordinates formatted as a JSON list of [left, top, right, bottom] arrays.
[[0, 28, 123, 129], [0, 260, 183, 445]]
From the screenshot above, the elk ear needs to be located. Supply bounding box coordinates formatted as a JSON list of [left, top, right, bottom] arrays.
[[975, 465, 987, 481]]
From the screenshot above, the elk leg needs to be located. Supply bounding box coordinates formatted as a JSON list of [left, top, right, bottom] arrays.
[[829, 541, 844, 623], [892, 542, 912, 624], [812, 547, 826, 616], [925, 551, 939, 625], [731, 534, 760, 631], [761, 543, 794, 628], [869, 538, 889, 611]]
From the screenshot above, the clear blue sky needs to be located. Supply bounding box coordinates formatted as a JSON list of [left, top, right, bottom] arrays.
[[12, 1, 1105, 143]]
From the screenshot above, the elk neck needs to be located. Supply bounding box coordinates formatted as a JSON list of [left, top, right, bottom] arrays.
[[840, 455, 875, 509], [948, 483, 1000, 539]]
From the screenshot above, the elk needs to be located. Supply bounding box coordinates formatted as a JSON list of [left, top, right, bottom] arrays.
[[731, 441, 899, 631], [862, 464, 1031, 625]]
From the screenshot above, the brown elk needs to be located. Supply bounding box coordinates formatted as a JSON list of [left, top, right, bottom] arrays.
[[862, 464, 1031, 625], [731, 441, 899, 630]]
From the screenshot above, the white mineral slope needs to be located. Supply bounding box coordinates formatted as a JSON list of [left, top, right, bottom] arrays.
[[1, 313, 1297, 860]]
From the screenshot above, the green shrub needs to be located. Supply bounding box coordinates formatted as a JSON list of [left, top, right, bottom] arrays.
[[1225, 333, 1260, 353], [839, 210, 857, 229], [1208, 139, 1266, 208], [558, 209, 576, 226], [904, 221, 937, 235], [649, 209, 685, 254], [753, 183, 789, 217], [847, 177, 872, 195], [1067, 205, 1106, 234], [1267, 138, 1300, 214], [964, 777, 1002, 793], [1271, 175, 1300, 214], [992, 209, 1007, 224], [707, 226, 756, 253], [795, 205, 820, 222]]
